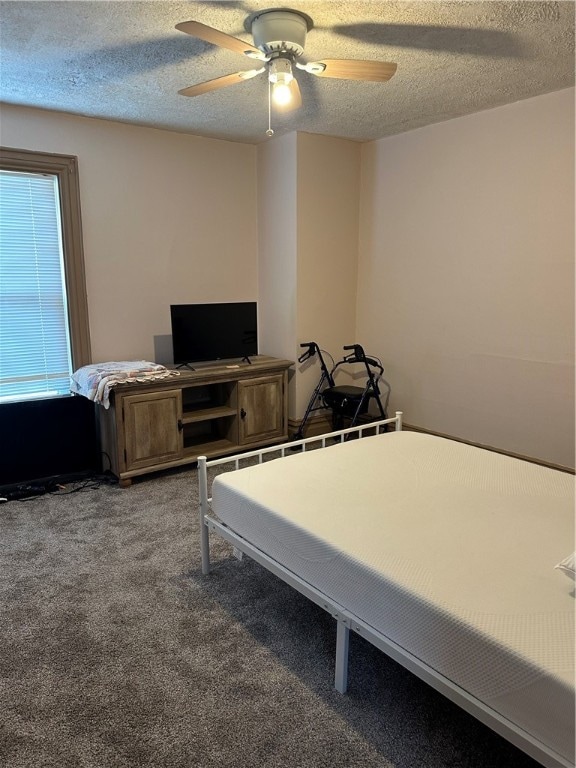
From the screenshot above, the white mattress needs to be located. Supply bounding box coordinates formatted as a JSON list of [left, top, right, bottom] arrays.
[[211, 431, 575, 765]]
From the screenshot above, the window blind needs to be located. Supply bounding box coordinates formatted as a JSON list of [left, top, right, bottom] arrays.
[[0, 169, 73, 403]]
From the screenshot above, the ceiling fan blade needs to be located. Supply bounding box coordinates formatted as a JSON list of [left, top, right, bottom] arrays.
[[308, 59, 397, 82], [176, 20, 267, 60], [178, 69, 265, 97]]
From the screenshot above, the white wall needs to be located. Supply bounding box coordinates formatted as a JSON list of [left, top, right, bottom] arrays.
[[0, 104, 258, 364], [357, 88, 575, 467]]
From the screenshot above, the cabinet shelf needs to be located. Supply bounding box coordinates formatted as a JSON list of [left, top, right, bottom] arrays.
[[183, 438, 237, 458], [182, 405, 236, 424]]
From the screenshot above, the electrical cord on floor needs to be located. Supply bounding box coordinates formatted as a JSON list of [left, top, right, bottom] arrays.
[[0, 450, 118, 504], [46, 472, 118, 496], [0, 471, 118, 503]]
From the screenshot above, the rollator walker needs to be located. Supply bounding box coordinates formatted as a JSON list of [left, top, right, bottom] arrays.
[[294, 342, 391, 440]]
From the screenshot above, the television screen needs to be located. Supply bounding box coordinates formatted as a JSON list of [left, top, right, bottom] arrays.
[[170, 302, 258, 364]]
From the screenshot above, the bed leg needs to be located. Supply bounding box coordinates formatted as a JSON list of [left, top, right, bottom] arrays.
[[395, 410, 403, 431], [200, 517, 210, 575], [334, 619, 350, 694], [198, 456, 211, 575]]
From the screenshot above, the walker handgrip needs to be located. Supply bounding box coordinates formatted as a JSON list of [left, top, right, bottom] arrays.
[[343, 344, 381, 370], [298, 342, 317, 363], [343, 343, 366, 362]]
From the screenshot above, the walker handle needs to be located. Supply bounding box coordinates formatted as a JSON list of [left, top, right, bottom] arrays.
[[298, 342, 318, 363], [343, 344, 381, 370]]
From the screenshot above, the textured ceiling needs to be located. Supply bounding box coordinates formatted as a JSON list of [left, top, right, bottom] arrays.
[[0, 1, 574, 144]]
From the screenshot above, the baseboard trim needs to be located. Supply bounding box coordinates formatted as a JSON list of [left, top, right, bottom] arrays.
[[288, 413, 332, 439]]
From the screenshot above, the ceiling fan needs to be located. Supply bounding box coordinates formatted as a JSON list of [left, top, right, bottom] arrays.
[[175, 8, 397, 114]]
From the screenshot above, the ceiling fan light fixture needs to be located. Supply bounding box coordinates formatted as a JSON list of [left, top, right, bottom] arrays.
[[269, 57, 294, 105], [269, 57, 293, 84], [272, 81, 292, 106]]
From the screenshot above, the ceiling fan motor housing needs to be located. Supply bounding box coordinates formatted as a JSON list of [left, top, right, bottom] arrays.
[[249, 9, 313, 57]]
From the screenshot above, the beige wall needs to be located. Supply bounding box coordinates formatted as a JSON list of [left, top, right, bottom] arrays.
[[0, 104, 258, 364], [357, 88, 575, 467], [257, 133, 299, 410], [295, 133, 361, 417], [257, 132, 361, 420], [3, 91, 574, 466], [257, 132, 298, 361]]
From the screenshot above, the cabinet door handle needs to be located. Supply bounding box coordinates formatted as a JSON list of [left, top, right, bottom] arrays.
[[240, 408, 246, 420], [177, 419, 183, 431]]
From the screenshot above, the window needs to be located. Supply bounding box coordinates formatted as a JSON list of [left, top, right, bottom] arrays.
[[0, 148, 91, 403]]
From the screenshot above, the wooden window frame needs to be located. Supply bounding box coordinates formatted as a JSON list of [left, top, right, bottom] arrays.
[[0, 146, 91, 369]]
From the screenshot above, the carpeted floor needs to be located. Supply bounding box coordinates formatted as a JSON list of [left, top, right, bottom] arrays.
[[0, 466, 541, 768]]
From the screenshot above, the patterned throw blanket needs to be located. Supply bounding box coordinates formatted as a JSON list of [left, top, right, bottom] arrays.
[[70, 361, 180, 409]]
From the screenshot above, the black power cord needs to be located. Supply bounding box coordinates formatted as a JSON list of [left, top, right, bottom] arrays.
[[0, 470, 118, 504]]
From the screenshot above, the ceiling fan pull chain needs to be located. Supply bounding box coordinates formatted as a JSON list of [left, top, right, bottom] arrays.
[[266, 78, 274, 137]]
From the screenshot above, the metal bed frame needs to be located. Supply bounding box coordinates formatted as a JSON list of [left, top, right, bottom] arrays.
[[197, 412, 571, 768]]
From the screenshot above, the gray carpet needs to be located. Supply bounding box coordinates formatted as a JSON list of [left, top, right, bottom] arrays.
[[0, 466, 541, 768]]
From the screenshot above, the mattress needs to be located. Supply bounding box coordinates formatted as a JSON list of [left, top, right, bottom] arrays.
[[211, 431, 575, 765]]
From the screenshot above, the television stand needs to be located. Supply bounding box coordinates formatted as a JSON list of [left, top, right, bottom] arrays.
[[96, 356, 293, 486], [241, 355, 253, 365]]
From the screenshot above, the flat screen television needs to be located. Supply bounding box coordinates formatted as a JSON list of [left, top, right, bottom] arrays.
[[170, 302, 258, 365]]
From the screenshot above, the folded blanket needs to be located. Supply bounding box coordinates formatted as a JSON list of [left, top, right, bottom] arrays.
[[70, 361, 180, 408]]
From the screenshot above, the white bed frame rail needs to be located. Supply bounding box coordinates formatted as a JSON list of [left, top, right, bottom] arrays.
[[198, 411, 403, 576], [196, 410, 571, 768]]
